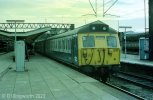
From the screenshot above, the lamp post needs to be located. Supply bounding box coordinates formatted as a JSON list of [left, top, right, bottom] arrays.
[[144, 0, 147, 36], [6, 20, 25, 63], [6, 20, 25, 42], [119, 26, 132, 58]]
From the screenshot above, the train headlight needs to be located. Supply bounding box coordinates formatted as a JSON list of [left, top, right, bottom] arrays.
[[90, 24, 109, 32], [103, 26, 107, 31], [92, 26, 96, 30]]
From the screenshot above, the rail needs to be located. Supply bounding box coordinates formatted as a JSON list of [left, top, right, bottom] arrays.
[[105, 82, 145, 100], [113, 71, 153, 89]]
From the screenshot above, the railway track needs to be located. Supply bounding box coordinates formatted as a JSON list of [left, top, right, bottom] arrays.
[[47, 57, 151, 99], [105, 82, 145, 100], [112, 71, 153, 90]]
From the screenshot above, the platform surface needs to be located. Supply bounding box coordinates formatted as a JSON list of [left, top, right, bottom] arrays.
[[121, 53, 153, 67], [0, 53, 13, 78], [0, 53, 137, 100]]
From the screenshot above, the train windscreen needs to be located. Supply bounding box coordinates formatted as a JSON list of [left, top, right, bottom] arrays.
[[82, 36, 95, 47], [107, 36, 117, 48]]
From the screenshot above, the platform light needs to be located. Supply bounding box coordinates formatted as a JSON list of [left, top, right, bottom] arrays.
[[119, 26, 132, 58], [6, 20, 25, 65], [6, 20, 25, 42]]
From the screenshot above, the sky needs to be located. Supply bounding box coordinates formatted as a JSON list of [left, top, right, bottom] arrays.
[[0, 0, 149, 32]]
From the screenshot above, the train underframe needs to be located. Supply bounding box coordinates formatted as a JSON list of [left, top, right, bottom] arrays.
[[80, 65, 115, 83]]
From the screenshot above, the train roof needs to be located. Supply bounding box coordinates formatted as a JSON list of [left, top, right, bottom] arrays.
[[76, 20, 117, 33], [46, 20, 117, 40]]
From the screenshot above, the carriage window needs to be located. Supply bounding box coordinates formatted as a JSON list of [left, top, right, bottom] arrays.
[[62, 40, 65, 49], [66, 39, 69, 50], [107, 36, 117, 48], [82, 36, 95, 47], [66, 39, 68, 50], [68, 39, 70, 50]]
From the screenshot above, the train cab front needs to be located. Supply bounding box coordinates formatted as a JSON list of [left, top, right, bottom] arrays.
[[77, 27, 120, 82]]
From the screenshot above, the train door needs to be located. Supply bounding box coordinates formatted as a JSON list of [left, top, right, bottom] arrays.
[[71, 35, 78, 65]]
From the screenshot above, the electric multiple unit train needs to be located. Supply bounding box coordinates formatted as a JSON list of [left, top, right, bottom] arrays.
[[35, 20, 120, 82]]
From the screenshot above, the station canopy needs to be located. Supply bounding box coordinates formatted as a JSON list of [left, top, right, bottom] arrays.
[[0, 22, 74, 44]]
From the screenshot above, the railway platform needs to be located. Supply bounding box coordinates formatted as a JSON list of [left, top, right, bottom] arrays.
[[121, 53, 153, 67], [0, 52, 13, 78], [0, 53, 138, 100]]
